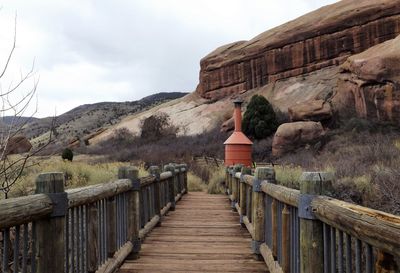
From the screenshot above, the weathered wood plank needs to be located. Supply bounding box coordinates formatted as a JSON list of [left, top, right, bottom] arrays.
[[118, 192, 268, 273], [97, 241, 133, 273], [0, 194, 53, 229], [260, 181, 299, 208], [120, 262, 267, 272], [139, 215, 160, 239], [144, 235, 252, 243]]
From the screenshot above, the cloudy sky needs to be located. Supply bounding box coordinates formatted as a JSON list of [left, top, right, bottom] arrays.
[[0, 0, 338, 117]]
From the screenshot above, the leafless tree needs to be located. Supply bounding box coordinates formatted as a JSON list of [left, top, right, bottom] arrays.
[[0, 14, 54, 199]]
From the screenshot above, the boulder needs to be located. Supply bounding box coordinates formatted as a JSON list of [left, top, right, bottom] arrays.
[[333, 34, 400, 121], [272, 122, 324, 157], [288, 99, 332, 122], [5, 136, 32, 155], [197, 0, 400, 100]]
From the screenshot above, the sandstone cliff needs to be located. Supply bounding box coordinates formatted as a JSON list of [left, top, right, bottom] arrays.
[[197, 0, 400, 100], [334, 34, 400, 122]]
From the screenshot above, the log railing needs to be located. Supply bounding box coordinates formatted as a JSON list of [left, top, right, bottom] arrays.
[[0, 163, 187, 273], [226, 165, 400, 273]]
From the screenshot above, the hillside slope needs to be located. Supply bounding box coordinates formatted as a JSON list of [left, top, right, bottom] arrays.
[[28, 92, 187, 147]]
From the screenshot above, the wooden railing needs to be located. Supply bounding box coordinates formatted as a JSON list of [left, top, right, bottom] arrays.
[[193, 156, 224, 168], [226, 165, 400, 273], [0, 163, 188, 273]]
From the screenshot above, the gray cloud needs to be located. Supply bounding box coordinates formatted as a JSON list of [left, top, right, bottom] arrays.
[[0, 0, 338, 117]]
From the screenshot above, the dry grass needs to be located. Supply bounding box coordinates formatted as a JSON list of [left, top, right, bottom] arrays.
[[275, 165, 303, 189], [5, 155, 147, 199], [187, 172, 206, 192], [207, 167, 226, 194]]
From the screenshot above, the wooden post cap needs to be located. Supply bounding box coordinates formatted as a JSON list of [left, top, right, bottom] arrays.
[[254, 167, 275, 183], [35, 172, 65, 194], [163, 164, 175, 173], [118, 166, 139, 180], [148, 166, 160, 176], [300, 172, 334, 194]]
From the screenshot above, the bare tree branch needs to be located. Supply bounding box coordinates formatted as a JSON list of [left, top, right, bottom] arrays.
[[0, 13, 55, 199]]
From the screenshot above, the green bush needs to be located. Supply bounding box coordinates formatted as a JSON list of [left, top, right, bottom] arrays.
[[62, 148, 74, 161], [242, 95, 278, 139]]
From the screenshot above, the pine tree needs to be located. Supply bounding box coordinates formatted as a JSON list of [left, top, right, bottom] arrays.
[[242, 95, 278, 139]]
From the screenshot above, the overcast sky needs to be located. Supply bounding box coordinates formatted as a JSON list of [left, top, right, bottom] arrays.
[[0, 0, 338, 117]]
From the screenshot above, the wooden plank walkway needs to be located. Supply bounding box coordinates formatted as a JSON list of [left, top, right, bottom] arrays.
[[118, 192, 268, 273]]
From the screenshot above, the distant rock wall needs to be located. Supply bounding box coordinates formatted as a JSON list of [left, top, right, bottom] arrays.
[[196, 0, 400, 100]]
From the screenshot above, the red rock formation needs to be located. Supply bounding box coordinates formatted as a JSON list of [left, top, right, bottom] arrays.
[[288, 99, 332, 122], [197, 0, 400, 100], [272, 122, 324, 157], [333, 34, 400, 121], [4, 136, 32, 155]]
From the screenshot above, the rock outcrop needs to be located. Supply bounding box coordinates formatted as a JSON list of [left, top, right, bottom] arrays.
[[333, 34, 400, 121], [5, 136, 32, 155], [197, 0, 400, 100], [272, 122, 324, 156], [288, 99, 332, 122], [220, 117, 234, 132]]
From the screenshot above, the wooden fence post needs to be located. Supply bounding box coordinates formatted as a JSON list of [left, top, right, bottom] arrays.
[[231, 164, 243, 211], [149, 166, 161, 225], [282, 204, 290, 273], [118, 166, 141, 260], [182, 164, 188, 193], [225, 167, 229, 195], [35, 172, 67, 273], [164, 164, 176, 211], [176, 164, 184, 194], [299, 172, 332, 273], [172, 164, 181, 196], [239, 166, 251, 226], [252, 167, 275, 258]]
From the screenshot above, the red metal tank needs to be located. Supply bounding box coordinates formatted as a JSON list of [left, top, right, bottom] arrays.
[[224, 99, 253, 167]]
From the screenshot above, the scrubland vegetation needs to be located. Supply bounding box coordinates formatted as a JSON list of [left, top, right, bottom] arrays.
[[7, 110, 400, 216], [274, 118, 400, 215], [2, 155, 146, 199]]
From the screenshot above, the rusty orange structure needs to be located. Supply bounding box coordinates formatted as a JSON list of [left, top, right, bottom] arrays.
[[224, 99, 253, 167]]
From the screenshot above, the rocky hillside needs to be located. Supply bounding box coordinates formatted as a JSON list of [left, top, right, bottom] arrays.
[[197, 0, 400, 101], [26, 92, 187, 147]]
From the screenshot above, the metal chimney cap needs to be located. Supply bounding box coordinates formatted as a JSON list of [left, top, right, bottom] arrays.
[[233, 98, 243, 105]]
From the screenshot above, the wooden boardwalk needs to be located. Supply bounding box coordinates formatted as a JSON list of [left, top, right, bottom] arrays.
[[118, 192, 268, 273]]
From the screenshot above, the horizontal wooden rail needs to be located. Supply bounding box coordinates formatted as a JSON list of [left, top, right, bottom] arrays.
[[139, 176, 156, 187], [67, 179, 132, 208], [0, 194, 53, 229], [260, 181, 299, 207], [225, 165, 400, 273], [313, 196, 400, 257], [242, 174, 254, 186]]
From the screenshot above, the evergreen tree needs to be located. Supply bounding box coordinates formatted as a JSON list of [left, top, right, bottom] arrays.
[[62, 148, 74, 161], [242, 95, 278, 139]]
